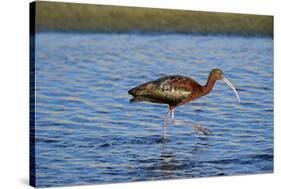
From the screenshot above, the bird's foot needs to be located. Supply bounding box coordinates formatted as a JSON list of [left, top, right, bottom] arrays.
[[161, 136, 168, 143], [172, 119, 194, 126], [192, 124, 212, 135], [172, 120, 212, 135]]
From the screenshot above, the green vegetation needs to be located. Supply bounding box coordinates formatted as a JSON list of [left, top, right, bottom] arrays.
[[34, 1, 273, 36]]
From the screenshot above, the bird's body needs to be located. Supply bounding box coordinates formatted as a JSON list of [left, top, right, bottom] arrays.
[[129, 75, 213, 108], [128, 69, 240, 139]]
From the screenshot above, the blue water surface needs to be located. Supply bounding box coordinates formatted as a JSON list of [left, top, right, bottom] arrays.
[[34, 33, 273, 187]]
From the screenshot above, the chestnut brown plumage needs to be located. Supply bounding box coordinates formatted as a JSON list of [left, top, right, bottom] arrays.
[[128, 68, 240, 138]]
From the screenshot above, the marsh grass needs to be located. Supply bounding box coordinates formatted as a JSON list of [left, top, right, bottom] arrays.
[[35, 1, 273, 36]]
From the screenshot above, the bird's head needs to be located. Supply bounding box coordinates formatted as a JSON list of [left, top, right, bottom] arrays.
[[210, 68, 240, 104], [210, 68, 224, 80]]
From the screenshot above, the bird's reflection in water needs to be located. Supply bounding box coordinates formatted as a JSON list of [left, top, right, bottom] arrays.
[[158, 144, 180, 178], [137, 136, 210, 180]]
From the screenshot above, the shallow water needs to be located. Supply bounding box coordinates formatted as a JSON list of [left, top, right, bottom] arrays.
[[34, 33, 273, 187]]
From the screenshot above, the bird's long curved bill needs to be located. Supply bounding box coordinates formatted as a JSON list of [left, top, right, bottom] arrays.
[[222, 77, 240, 104]]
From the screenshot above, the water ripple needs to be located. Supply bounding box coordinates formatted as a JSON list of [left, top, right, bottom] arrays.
[[34, 33, 273, 187]]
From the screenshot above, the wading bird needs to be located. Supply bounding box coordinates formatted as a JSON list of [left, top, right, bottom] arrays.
[[128, 68, 240, 139]]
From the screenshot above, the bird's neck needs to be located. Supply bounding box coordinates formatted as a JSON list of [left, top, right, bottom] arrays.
[[203, 76, 216, 95]]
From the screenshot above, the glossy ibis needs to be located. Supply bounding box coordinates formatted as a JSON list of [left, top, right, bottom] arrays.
[[128, 68, 240, 138]]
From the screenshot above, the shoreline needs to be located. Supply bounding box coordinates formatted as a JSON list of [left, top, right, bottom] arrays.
[[35, 31, 273, 38], [34, 1, 273, 37]]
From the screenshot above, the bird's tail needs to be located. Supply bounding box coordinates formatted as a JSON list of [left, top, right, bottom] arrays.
[[128, 85, 145, 96], [129, 96, 142, 103], [128, 87, 137, 96], [128, 81, 153, 96]]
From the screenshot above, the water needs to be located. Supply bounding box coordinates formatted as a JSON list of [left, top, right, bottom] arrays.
[[34, 33, 273, 187]]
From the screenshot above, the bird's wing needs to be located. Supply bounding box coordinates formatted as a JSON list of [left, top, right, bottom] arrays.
[[154, 76, 193, 103], [128, 75, 198, 105], [129, 76, 193, 104]]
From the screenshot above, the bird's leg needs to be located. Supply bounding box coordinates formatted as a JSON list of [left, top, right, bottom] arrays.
[[171, 109, 177, 126], [169, 106, 176, 125], [163, 108, 171, 139]]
